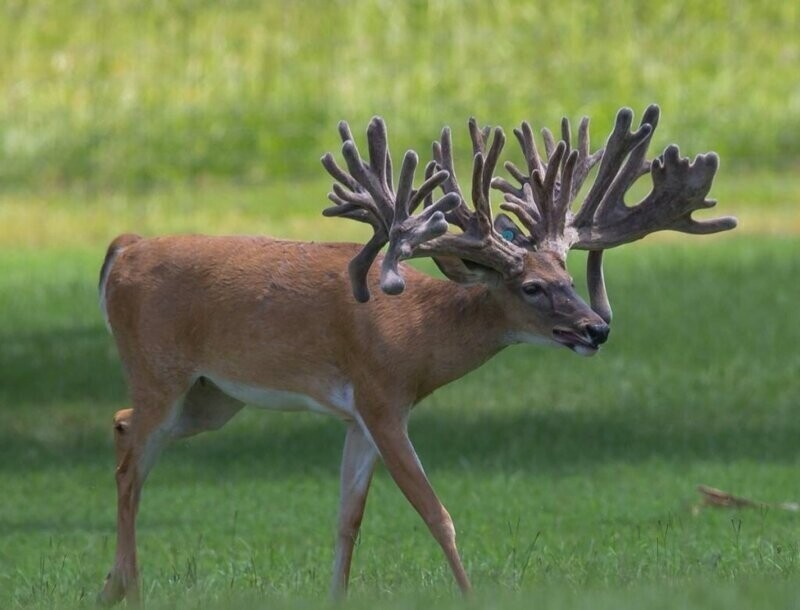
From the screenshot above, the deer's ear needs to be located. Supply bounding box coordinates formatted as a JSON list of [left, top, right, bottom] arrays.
[[433, 256, 502, 286]]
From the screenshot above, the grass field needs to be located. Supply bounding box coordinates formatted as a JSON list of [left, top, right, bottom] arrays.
[[1, 1, 800, 608]]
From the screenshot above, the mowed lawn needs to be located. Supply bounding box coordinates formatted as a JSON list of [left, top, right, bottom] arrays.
[[0, 212, 798, 608]]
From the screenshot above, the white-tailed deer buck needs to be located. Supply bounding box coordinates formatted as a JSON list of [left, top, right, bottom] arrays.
[[97, 105, 736, 604]]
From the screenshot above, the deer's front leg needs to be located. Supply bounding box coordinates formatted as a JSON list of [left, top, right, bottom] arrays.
[[361, 411, 472, 594], [331, 422, 378, 598]]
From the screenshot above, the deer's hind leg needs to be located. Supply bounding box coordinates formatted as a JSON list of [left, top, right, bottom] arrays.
[[99, 375, 245, 606], [98, 370, 193, 607]]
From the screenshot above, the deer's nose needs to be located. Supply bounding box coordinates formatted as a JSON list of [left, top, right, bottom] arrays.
[[585, 322, 610, 345]]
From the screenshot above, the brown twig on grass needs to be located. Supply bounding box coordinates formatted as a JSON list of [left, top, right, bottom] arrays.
[[694, 484, 799, 514]]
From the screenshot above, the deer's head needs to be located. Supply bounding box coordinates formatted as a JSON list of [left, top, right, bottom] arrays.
[[321, 107, 736, 356]]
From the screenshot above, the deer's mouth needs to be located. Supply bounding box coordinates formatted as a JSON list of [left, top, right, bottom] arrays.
[[552, 329, 599, 356]]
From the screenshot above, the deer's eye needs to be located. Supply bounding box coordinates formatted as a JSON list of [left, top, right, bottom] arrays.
[[522, 282, 544, 297]]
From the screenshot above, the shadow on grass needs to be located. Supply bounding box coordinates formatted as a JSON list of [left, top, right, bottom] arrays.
[[2, 398, 799, 480], [0, 325, 124, 407]]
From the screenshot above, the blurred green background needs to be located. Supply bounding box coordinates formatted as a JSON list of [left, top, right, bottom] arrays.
[[1, 0, 798, 189], [0, 1, 798, 609], [1, 0, 798, 248]]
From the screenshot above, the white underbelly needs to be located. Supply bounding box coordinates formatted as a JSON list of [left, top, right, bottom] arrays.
[[205, 374, 355, 419]]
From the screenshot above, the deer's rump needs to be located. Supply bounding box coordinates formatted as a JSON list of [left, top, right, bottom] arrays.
[[99, 235, 376, 404]]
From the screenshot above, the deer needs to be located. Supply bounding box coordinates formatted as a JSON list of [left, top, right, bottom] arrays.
[[96, 105, 736, 605]]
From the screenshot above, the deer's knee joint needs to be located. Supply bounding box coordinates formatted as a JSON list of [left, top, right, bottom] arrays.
[[426, 509, 456, 545]]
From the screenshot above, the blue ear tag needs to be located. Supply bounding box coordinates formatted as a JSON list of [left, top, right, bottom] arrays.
[[501, 229, 516, 242]]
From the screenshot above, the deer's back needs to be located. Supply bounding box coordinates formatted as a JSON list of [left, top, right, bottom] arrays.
[[102, 234, 438, 398]]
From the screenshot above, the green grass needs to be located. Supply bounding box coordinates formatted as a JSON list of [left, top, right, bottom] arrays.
[[0, 0, 798, 190], [1, 236, 799, 609]]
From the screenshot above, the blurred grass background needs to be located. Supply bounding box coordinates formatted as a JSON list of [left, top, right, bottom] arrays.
[[1, 1, 799, 609], [0, 0, 798, 192]]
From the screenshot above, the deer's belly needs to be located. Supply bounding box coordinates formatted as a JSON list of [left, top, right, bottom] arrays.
[[205, 374, 355, 419]]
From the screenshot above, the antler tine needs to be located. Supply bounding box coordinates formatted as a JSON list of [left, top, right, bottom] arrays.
[[393, 149, 417, 224], [420, 160, 437, 212], [590, 112, 657, 223], [385, 142, 395, 195], [541, 127, 557, 162], [321, 131, 360, 192], [433, 119, 510, 238], [561, 117, 571, 153], [522, 121, 544, 174], [530, 140, 565, 237], [466, 117, 503, 233], [587, 250, 612, 324], [337, 120, 354, 144], [555, 149, 579, 235], [432, 126, 472, 229], [346, 233, 390, 303], [572, 107, 654, 227], [491, 119, 548, 231], [322, 152, 383, 232], [497, 189, 540, 236], [571, 116, 604, 199], [325, 184, 376, 224], [515, 121, 544, 176], [475, 127, 506, 232], [470, 153, 487, 229], [468, 117, 492, 156], [365, 117, 397, 198], [492, 121, 543, 201]]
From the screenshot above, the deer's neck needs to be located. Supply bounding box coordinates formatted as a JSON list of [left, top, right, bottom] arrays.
[[406, 279, 509, 400]]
